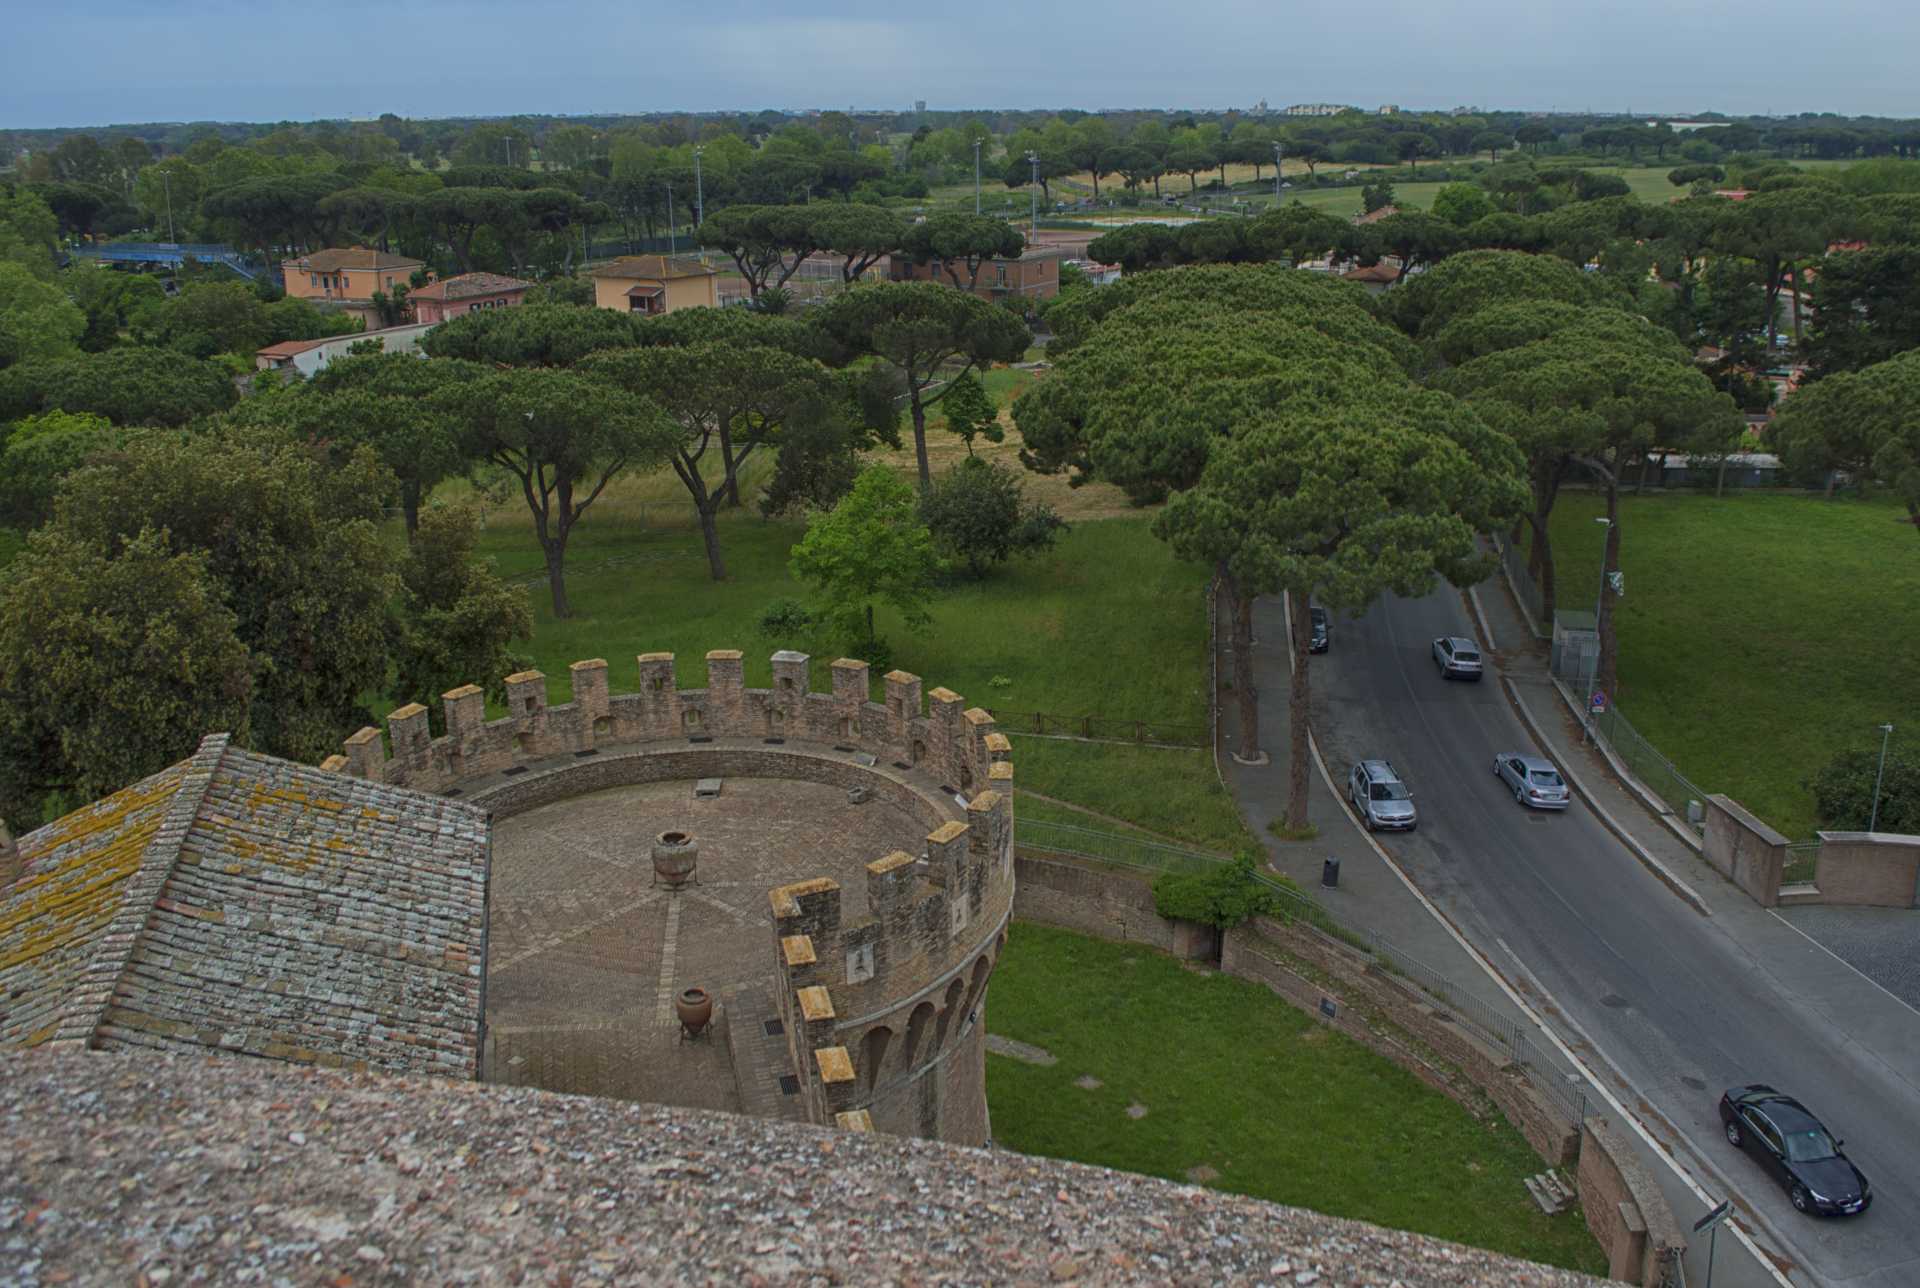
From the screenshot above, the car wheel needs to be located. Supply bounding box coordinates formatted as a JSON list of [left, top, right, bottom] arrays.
[[1514, 784, 1526, 806], [1791, 1184, 1811, 1214], [1724, 1119, 1743, 1147]]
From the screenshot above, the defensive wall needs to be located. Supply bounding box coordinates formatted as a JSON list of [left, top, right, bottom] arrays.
[[323, 649, 1016, 1146], [1013, 852, 1681, 1286]]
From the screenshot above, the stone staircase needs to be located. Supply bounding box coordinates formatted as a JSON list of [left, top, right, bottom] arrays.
[[1524, 1168, 1577, 1215]]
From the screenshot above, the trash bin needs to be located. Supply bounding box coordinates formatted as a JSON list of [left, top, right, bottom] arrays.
[[1321, 855, 1340, 889]]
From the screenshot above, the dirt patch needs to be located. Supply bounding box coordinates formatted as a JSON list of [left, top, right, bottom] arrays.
[[1073, 1074, 1103, 1091], [1125, 1103, 1149, 1120], [986, 1034, 1059, 1067], [1185, 1164, 1221, 1184]]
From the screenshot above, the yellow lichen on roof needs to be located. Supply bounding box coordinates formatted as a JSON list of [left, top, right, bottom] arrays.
[[0, 767, 184, 975]]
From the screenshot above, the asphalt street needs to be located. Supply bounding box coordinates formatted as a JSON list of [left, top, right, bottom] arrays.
[[1309, 585, 1920, 1288]]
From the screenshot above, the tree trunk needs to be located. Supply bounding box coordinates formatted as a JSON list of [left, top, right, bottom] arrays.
[[1788, 264, 1804, 344], [1528, 509, 1558, 623], [1285, 589, 1313, 830], [402, 483, 421, 540], [543, 538, 572, 619], [1230, 583, 1261, 765], [717, 419, 741, 507], [910, 396, 931, 492], [1595, 480, 1622, 702], [697, 501, 727, 581], [1152, 174, 1162, 198]]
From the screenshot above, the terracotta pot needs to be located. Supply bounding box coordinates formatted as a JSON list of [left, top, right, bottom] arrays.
[[652, 830, 697, 887], [676, 986, 713, 1036]]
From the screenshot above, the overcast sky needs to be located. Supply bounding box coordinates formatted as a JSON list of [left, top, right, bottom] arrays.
[[3, 0, 1914, 130]]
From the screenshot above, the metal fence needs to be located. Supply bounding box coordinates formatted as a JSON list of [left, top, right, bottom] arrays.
[[992, 710, 1208, 748], [1783, 839, 1822, 887], [1014, 817, 1593, 1127], [1579, 700, 1712, 837], [1497, 534, 1549, 637]]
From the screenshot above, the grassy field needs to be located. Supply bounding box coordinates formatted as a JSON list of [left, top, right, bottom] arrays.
[[1547, 491, 1920, 838], [986, 923, 1606, 1275]]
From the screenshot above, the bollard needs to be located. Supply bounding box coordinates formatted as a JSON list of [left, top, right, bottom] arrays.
[[1321, 855, 1340, 889]]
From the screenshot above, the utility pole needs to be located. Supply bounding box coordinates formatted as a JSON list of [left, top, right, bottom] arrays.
[[973, 137, 984, 215], [1870, 723, 1895, 833], [162, 168, 175, 243], [1026, 151, 1039, 241], [693, 146, 705, 227], [666, 182, 676, 256], [1271, 141, 1283, 203]]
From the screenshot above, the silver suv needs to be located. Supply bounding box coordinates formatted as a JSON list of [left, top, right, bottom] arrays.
[[1348, 759, 1418, 831], [1431, 636, 1484, 681]]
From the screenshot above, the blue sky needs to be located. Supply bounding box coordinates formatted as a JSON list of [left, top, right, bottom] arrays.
[[3, 0, 1914, 129]]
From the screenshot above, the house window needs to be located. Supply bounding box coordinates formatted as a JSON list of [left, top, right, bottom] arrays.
[[309, 274, 318, 288], [996, 264, 1007, 286]]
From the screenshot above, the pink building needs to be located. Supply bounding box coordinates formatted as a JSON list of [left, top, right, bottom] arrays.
[[409, 272, 534, 324]]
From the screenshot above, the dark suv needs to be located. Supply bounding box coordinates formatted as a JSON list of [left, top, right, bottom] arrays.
[[1309, 607, 1330, 653]]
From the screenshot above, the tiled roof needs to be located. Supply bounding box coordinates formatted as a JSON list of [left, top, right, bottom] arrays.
[[255, 338, 330, 360], [411, 272, 533, 301], [288, 247, 425, 273], [0, 735, 490, 1078], [587, 254, 715, 281]]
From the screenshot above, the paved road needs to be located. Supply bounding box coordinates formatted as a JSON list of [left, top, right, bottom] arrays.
[[1311, 586, 1920, 1288]]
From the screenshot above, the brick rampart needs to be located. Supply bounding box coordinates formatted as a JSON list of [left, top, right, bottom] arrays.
[[327, 649, 1015, 1149], [1813, 830, 1920, 908]]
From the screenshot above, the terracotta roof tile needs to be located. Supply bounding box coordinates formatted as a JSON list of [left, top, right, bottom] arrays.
[[587, 254, 715, 281], [286, 247, 425, 273], [411, 272, 534, 301]]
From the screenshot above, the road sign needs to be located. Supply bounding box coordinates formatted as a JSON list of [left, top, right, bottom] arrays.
[[1692, 1197, 1733, 1235], [1590, 690, 1608, 715]]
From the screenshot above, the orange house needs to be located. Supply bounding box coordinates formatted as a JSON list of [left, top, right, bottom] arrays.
[[410, 272, 533, 324], [588, 255, 720, 315], [888, 246, 1062, 302], [280, 247, 424, 303]]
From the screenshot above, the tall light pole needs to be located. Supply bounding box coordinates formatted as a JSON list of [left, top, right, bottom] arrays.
[[1026, 151, 1039, 241], [1869, 722, 1895, 833], [693, 146, 705, 228], [1584, 516, 1615, 722], [665, 182, 676, 256], [162, 168, 175, 243], [973, 137, 985, 215], [1271, 141, 1283, 203]]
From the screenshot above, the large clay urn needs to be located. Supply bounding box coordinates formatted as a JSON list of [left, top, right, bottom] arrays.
[[676, 986, 713, 1037], [652, 830, 697, 888]]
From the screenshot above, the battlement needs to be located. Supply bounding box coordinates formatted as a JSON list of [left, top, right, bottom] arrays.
[[330, 650, 1011, 805]]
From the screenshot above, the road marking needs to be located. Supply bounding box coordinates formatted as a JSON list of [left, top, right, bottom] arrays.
[[1767, 908, 1920, 1024], [1282, 593, 1795, 1287]]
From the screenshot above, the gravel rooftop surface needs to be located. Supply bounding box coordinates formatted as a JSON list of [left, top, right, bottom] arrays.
[[0, 1048, 1600, 1286]]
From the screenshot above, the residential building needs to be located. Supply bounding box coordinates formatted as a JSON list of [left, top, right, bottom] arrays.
[[409, 271, 534, 324], [281, 247, 423, 304], [587, 254, 721, 315], [889, 245, 1063, 302], [254, 321, 437, 378], [1284, 103, 1353, 117]]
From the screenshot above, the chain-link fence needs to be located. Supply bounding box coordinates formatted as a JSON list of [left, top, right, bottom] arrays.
[[1015, 817, 1593, 1127], [1783, 839, 1822, 887], [1581, 701, 1711, 837]]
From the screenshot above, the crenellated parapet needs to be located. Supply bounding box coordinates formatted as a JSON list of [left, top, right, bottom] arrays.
[[329, 650, 1013, 805]]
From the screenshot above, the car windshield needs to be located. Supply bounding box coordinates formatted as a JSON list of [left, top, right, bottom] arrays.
[[1370, 782, 1410, 801], [1782, 1127, 1838, 1163], [1528, 770, 1563, 787]]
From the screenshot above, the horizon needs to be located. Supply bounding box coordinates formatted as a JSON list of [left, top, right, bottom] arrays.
[[3, 0, 1915, 132]]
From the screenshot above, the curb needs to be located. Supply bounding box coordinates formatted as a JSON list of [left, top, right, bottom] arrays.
[[1503, 677, 1710, 917], [1546, 679, 1707, 857], [1465, 582, 1498, 653]]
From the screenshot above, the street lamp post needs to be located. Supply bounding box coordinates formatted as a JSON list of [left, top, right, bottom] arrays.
[[973, 137, 984, 215], [1272, 141, 1283, 203], [693, 147, 705, 228], [1869, 722, 1895, 833], [1026, 151, 1039, 241], [1584, 517, 1615, 726], [162, 169, 175, 243], [666, 182, 676, 256]]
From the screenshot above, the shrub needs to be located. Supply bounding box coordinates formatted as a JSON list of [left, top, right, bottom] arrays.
[[757, 597, 814, 641], [1152, 850, 1281, 930], [921, 456, 1067, 578], [1807, 745, 1918, 833]]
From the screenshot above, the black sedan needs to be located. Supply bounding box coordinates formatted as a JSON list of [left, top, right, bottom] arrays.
[[1719, 1085, 1872, 1216]]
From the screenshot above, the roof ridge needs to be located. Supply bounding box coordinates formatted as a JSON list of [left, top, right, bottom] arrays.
[[49, 734, 231, 1049]]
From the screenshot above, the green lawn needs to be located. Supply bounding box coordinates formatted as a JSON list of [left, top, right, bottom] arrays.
[[987, 923, 1606, 1275], [1548, 491, 1920, 838]]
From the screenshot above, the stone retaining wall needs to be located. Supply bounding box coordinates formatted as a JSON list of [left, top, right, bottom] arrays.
[[1578, 1116, 1684, 1284], [1702, 795, 1787, 906]]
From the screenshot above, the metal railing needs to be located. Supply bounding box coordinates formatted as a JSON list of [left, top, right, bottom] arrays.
[[1582, 701, 1711, 837], [1015, 817, 1593, 1127], [1782, 839, 1822, 887]]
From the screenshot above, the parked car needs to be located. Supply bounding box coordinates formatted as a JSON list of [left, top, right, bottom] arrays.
[[1492, 753, 1570, 810], [1431, 635, 1484, 681], [1719, 1085, 1871, 1216], [1309, 607, 1330, 653], [1348, 759, 1417, 831]]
